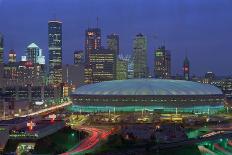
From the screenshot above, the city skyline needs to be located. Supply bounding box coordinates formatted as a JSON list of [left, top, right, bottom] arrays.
[[0, 0, 232, 76], [1, 1, 232, 154]]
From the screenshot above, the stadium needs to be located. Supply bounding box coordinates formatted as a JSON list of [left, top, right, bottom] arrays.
[[70, 79, 224, 113]]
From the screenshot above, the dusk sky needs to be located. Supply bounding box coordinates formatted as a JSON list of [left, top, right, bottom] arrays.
[[0, 0, 232, 76]]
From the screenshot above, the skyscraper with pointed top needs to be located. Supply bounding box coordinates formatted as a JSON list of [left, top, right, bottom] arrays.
[[48, 20, 62, 84], [183, 56, 190, 80]]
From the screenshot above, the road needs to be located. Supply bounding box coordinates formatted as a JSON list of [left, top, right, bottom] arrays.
[[149, 131, 232, 151], [20, 101, 72, 117], [61, 127, 113, 155]]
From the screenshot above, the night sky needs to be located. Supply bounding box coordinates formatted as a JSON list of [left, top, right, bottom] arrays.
[[0, 0, 232, 76]]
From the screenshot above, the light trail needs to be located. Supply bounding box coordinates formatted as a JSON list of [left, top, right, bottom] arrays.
[[214, 143, 231, 155], [198, 146, 216, 155], [61, 127, 113, 155], [20, 101, 72, 117]]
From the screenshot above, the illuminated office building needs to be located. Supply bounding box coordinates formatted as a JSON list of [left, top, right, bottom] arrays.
[[183, 56, 190, 80], [89, 48, 115, 83], [107, 33, 119, 79], [8, 50, 16, 63], [74, 50, 84, 65], [107, 33, 119, 56], [85, 28, 101, 65], [26, 43, 45, 65], [133, 33, 148, 78], [48, 20, 63, 84], [116, 55, 129, 80], [84, 66, 93, 84], [128, 56, 134, 79], [154, 46, 171, 79], [203, 72, 216, 84]]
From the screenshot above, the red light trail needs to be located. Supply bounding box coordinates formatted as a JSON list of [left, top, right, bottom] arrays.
[[61, 127, 113, 155]]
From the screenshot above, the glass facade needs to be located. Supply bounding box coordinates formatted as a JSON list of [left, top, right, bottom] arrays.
[[48, 20, 62, 84], [154, 46, 171, 79], [85, 28, 101, 65], [133, 33, 148, 78]]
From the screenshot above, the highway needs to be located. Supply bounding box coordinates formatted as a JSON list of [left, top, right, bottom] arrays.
[[149, 132, 232, 151], [20, 101, 72, 117], [61, 127, 112, 155]]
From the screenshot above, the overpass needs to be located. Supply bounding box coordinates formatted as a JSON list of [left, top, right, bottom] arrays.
[[20, 101, 72, 117]]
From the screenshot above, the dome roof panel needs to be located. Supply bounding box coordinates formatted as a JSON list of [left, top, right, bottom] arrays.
[[74, 79, 223, 96]]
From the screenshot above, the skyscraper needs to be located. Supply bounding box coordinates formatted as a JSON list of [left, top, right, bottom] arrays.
[[183, 56, 190, 80], [116, 55, 129, 80], [107, 33, 119, 56], [26, 43, 45, 65], [84, 28, 101, 84], [85, 28, 101, 65], [154, 46, 171, 79], [128, 56, 134, 79], [74, 50, 84, 65], [0, 33, 3, 64], [107, 33, 119, 79], [8, 50, 16, 63], [89, 48, 115, 83], [48, 20, 62, 84], [133, 33, 148, 78]]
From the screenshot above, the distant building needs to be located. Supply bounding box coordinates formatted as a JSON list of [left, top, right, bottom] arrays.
[[17, 61, 45, 86], [154, 46, 171, 79], [116, 55, 129, 80], [107, 34, 119, 55], [3, 61, 45, 87], [8, 50, 16, 63], [74, 50, 84, 65], [0, 85, 58, 104], [84, 65, 93, 84], [133, 33, 148, 78], [107, 33, 119, 79], [3, 62, 18, 80], [48, 20, 63, 84], [128, 56, 134, 79], [62, 64, 85, 87], [0, 33, 3, 64], [21, 56, 27, 62], [0, 34, 3, 87], [26, 43, 45, 65], [217, 78, 232, 102], [183, 56, 190, 80], [202, 71, 216, 84], [85, 28, 101, 65], [89, 48, 115, 83]]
